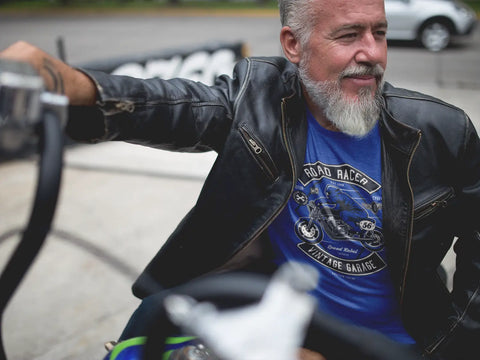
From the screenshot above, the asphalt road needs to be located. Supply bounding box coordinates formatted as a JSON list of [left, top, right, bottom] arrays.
[[0, 12, 479, 360]]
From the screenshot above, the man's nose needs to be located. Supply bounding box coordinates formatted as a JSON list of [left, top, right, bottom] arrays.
[[354, 32, 386, 66]]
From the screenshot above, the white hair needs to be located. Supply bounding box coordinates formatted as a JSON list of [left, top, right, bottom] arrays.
[[278, 0, 316, 46]]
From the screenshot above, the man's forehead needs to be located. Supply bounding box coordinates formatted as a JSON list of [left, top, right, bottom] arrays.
[[313, 0, 385, 16], [313, 0, 386, 26]]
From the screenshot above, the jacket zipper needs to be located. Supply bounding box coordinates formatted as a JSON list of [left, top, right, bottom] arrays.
[[243, 99, 297, 240], [399, 130, 422, 308], [413, 188, 455, 221], [239, 124, 279, 182], [222, 98, 298, 266], [280, 98, 298, 202], [100, 100, 135, 115]]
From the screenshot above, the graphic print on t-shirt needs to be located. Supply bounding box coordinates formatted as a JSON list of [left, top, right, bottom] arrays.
[[292, 162, 386, 276]]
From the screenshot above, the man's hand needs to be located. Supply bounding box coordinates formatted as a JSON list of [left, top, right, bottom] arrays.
[[0, 41, 97, 106], [298, 348, 327, 360]]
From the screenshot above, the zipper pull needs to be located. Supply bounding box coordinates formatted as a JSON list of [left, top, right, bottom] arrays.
[[248, 138, 262, 154], [431, 200, 448, 208], [101, 100, 135, 115], [116, 101, 135, 113]]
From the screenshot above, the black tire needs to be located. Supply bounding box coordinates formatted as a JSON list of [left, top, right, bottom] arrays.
[[419, 20, 453, 51], [362, 230, 385, 251], [295, 218, 323, 244]]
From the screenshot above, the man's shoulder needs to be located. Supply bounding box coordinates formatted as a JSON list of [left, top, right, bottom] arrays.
[[382, 82, 464, 112], [382, 82, 468, 128], [230, 56, 300, 101], [237, 56, 293, 69], [234, 56, 297, 80]]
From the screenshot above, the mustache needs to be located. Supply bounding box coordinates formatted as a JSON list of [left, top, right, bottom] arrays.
[[340, 64, 385, 79]]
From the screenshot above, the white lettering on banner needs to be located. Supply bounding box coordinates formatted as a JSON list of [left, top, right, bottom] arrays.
[[300, 161, 381, 194], [299, 243, 386, 276], [145, 56, 183, 79], [111, 49, 236, 85]]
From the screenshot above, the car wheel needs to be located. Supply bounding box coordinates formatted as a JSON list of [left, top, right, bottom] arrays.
[[420, 21, 451, 51]]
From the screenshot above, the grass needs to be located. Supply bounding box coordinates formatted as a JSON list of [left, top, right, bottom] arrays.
[[466, 0, 480, 14], [0, 0, 278, 12], [0, 0, 478, 16]]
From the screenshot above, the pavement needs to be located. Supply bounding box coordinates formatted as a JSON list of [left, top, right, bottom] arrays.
[[1, 60, 479, 360], [1, 142, 218, 359]]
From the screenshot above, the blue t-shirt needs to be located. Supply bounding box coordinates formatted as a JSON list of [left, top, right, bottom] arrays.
[[268, 109, 415, 344]]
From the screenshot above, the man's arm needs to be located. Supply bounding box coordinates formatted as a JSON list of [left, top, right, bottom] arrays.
[[1, 41, 238, 151], [0, 41, 97, 106]]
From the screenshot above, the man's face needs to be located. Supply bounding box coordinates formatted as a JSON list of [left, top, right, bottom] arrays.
[[301, 0, 388, 101]]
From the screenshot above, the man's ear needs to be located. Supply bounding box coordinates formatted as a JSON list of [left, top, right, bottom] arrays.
[[280, 26, 302, 64]]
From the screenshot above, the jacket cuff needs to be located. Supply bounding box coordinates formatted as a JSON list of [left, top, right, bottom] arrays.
[[66, 104, 106, 143], [65, 68, 110, 143]]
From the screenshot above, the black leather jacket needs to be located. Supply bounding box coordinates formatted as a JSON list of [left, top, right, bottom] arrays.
[[68, 56, 480, 359]]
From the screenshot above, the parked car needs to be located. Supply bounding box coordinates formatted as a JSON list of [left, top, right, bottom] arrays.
[[385, 0, 478, 51]]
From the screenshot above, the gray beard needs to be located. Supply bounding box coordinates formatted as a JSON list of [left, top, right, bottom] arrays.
[[298, 62, 384, 137]]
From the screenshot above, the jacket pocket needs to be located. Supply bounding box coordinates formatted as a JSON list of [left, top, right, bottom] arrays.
[[414, 187, 455, 222], [238, 124, 279, 182]]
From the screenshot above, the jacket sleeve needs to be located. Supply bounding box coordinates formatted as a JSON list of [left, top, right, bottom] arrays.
[[439, 114, 480, 359], [65, 62, 246, 153]]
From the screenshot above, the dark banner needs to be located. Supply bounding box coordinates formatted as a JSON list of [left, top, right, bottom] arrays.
[[77, 41, 248, 85]]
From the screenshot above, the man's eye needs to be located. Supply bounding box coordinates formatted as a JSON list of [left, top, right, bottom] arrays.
[[339, 33, 357, 39]]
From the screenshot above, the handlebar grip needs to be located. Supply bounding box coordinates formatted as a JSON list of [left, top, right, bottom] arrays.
[[0, 59, 43, 127]]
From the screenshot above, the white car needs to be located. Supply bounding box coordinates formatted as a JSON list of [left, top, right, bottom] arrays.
[[385, 0, 478, 51]]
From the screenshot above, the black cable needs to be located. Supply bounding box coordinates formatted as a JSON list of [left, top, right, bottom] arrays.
[[0, 110, 63, 360]]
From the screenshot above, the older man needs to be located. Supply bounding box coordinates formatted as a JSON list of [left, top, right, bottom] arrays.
[[2, 0, 479, 359]]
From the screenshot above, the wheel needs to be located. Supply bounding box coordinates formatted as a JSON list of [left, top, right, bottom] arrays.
[[295, 218, 322, 244], [362, 230, 385, 251], [419, 21, 451, 51]]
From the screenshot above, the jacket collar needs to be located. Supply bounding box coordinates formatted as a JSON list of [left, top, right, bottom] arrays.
[[380, 82, 423, 154]]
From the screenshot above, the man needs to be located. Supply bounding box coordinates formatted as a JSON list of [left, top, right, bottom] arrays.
[[1, 0, 479, 359]]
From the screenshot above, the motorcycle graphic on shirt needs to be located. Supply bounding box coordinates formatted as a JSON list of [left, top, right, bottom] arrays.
[[293, 185, 384, 252], [292, 161, 387, 276]]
